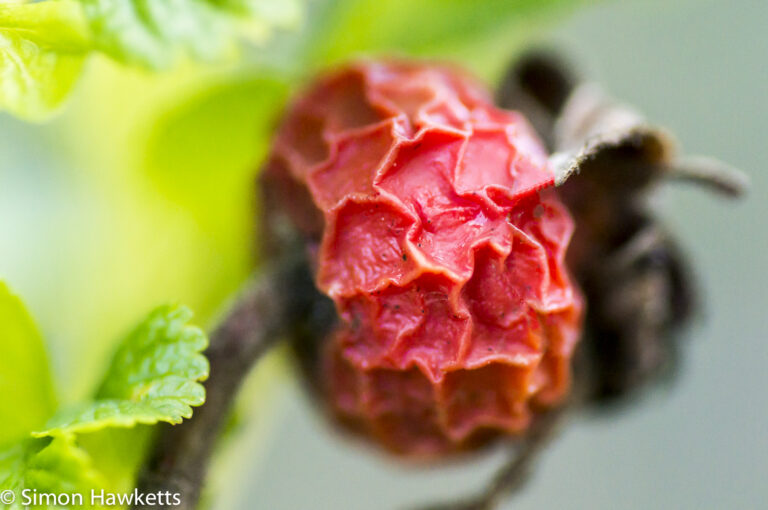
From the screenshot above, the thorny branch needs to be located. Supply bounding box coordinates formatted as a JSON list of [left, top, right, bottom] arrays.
[[132, 253, 332, 510]]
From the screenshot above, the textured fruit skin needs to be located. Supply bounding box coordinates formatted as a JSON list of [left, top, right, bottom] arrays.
[[262, 61, 583, 457]]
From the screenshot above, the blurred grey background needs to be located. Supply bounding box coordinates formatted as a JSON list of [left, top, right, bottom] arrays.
[[222, 0, 768, 508]]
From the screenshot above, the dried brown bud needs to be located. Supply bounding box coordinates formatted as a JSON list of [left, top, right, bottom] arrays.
[[498, 50, 747, 403]]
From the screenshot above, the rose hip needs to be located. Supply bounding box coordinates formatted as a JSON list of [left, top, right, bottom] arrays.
[[261, 60, 583, 457]]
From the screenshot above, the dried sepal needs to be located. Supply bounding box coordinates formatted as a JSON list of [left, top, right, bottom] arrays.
[[499, 50, 747, 403]]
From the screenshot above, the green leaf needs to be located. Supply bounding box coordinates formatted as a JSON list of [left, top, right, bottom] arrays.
[[0, 0, 304, 119], [142, 75, 289, 238], [74, 428, 151, 494], [299, 0, 591, 79], [211, 0, 304, 32], [0, 282, 56, 446], [0, 1, 90, 120], [33, 305, 209, 437], [0, 436, 103, 510], [308, 0, 580, 55], [80, 0, 305, 69]]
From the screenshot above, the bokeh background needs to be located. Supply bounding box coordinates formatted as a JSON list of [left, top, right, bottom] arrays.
[[0, 0, 765, 508]]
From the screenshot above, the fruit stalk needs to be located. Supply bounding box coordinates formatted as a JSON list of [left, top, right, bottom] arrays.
[[132, 253, 331, 510]]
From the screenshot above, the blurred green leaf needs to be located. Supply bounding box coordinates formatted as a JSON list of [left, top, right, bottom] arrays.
[[74, 427, 151, 493], [0, 0, 304, 120], [81, 0, 305, 69], [33, 305, 208, 436], [144, 76, 287, 204], [0, 282, 56, 446], [308, 0, 580, 55], [0, 436, 103, 510], [297, 0, 589, 79], [80, 0, 229, 69], [215, 0, 302, 21], [0, 1, 90, 120], [142, 75, 289, 259]]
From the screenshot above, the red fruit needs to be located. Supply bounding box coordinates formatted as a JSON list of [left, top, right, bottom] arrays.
[[262, 61, 583, 457]]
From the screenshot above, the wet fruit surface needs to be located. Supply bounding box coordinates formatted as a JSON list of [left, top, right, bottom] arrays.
[[262, 60, 583, 456]]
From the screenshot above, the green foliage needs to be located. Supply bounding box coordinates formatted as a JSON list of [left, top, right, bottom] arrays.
[[0, 284, 208, 504], [143, 75, 289, 253], [74, 428, 151, 494], [0, 1, 89, 120], [34, 305, 209, 436], [0, 283, 56, 445], [80, 0, 230, 69], [0, 0, 586, 119], [0, 437, 104, 510], [80, 0, 302, 69], [304, 0, 581, 64], [0, 0, 304, 119]]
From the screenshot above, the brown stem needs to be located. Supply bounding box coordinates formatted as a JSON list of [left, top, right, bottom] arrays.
[[132, 253, 331, 510], [413, 406, 568, 510], [664, 156, 749, 198]]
